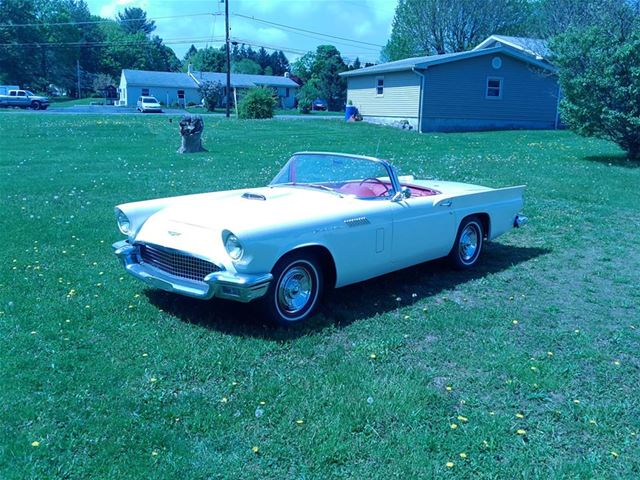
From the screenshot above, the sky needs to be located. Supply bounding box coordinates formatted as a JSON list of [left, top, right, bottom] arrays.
[[85, 0, 399, 64]]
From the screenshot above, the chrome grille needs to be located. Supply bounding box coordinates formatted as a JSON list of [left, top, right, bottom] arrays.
[[139, 244, 219, 282]]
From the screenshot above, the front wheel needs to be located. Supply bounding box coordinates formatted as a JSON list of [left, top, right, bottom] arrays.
[[448, 216, 484, 269], [262, 252, 323, 325], [31, 101, 41, 110]]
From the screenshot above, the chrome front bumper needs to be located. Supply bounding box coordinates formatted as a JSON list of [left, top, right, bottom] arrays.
[[112, 240, 272, 302]]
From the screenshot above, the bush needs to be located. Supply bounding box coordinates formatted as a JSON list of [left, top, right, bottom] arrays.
[[238, 87, 276, 119], [552, 28, 640, 160], [198, 80, 223, 112], [297, 79, 320, 114]]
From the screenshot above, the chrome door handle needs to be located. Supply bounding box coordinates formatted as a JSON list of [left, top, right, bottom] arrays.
[[440, 201, 452, 207]]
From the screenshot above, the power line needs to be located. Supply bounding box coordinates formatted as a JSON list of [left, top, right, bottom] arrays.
[[233, 13, 384, 48], [0, 12, 219, 28], [0, 36, 226, 48]]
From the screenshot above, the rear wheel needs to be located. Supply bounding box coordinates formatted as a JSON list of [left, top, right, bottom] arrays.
[[262, 252, 323, 325], [448, 216, 484, 269]]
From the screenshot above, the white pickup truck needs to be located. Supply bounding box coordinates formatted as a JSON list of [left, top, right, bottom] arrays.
[[0, 90, 50, 110]]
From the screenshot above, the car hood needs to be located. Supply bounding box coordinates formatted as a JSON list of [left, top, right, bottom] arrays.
[[136, 186, 348, 240]]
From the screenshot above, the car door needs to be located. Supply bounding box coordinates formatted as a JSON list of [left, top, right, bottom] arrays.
[[16, 91, 28, 106], [390, 195, 457, 268]]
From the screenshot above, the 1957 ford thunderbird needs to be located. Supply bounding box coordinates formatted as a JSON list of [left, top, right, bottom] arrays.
[[113, 152, 527, 324]]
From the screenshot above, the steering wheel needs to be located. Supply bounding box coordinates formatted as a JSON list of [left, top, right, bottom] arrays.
[[359, 177, 390, 197]]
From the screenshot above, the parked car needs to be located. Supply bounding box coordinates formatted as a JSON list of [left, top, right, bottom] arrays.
[[312, 98, 328, 111], [136, 96, 162, 113], [0, 90, 49, 110], [113, 152, 527, 325]]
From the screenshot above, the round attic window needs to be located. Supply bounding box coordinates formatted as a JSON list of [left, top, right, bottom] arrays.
[[492, 57, 502, 70]]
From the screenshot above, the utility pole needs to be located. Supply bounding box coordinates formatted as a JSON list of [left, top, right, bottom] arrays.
[[224, 0, 231, 118], [76, 59, 81, 99]]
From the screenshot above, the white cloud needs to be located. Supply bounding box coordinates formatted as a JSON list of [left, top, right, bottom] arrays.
[[97, 0, 148, 19]]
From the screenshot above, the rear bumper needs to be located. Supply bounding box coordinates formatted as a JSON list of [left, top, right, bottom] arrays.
[[514, 214, 528, 228], [112, 240, 272, 302]]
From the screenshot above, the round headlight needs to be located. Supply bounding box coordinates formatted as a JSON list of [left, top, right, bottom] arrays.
[[116, 209, 130, 235], [224, 232, 243, 260]]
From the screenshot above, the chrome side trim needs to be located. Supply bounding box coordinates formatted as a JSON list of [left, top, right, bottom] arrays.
[[344, 216, 370, 227]]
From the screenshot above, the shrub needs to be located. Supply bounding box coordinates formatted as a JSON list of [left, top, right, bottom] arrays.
[[297, 79, 320, 114], [238, 87, 276, 119], [552, 28, 640, 160], [198, 80, 223, 112]]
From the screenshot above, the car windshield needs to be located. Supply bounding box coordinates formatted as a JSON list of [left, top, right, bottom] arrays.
[[143, 97, 158, 103], [270, 153, 396, 199]]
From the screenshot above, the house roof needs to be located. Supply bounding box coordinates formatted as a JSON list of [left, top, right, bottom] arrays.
[[473, 35, 550, 59], [340, 44, 555, 78], [192, 71, 299, 88], [122, 69, 299, 89], [122, 70, 196, 88]]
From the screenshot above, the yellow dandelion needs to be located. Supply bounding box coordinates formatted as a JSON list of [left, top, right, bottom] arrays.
[[482, 440, 489, 447], [530, 366, 538, 371], [459, 452, 467, 459], [489, 411, 495, 416], [31, 441, 40, 447], [611, 451, 619, 458], [574, 329, 580, 333], [547, 351, 553, 357], [259, 401, 266, 405], [613, 360, 620, 366], [445, 385, 453, 392], [512, 320, 519, 325], [251, 446, 260, 454], [128, 304, 135, 309], [150, 377, 157, 383], [516, 429, 527, 435], [589, 420, 597, 425], [295, 419, 304, 425], [573, 399, 580, 405], [422, 307, 428, 313], [232, 381, 238, 386], [370, 353, 377, 359], [457, 415, 468, 423], [450, 423, 458, 429], [403, 315, 410, 320], [142, 353, 148, 357], [516, 412, 524, 419], [30, 331, 37, 335], [151, 450, 159, 456], [446, 461, 454, 468], [220, 397, 228, 403]]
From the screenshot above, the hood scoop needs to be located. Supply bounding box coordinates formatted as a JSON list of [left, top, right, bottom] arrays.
[[241, 192, 266, 201]]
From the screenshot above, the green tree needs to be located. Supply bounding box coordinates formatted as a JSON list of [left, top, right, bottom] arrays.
[[232, 58, 262, 74], [189, 47, 226, 72], [238, 86, 276, 119], [116, 7, 156, 35], [382, 0, 531, 60], [551, 27, 640, 159], [291, 45, 348, 111]]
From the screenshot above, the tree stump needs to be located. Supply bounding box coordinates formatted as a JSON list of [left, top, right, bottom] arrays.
[[177, 114, 207, 153]]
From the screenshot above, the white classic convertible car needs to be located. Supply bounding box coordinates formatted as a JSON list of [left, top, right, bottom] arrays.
[[113, 152, 527, 324]]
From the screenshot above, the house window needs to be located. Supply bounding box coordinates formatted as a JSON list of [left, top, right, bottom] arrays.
[[486, 77, 502, 99], [177, 90, 185, 99], [376, 76, 384, 96], [141, 88, 149, 96]]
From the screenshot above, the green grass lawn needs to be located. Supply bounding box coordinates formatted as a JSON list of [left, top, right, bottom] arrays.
[[1, 114, 638, 479]]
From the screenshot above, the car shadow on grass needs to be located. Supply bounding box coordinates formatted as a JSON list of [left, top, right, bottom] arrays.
[[145, 242, 550, 340]]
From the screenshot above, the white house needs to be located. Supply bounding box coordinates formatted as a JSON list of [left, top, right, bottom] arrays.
[[117, 68, 299, 109]]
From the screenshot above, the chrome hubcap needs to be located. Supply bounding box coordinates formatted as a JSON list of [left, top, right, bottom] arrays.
[[459, 225, 479, 262], [278, 266, 313, 314]]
